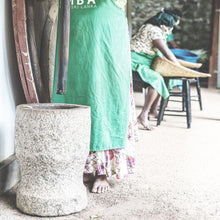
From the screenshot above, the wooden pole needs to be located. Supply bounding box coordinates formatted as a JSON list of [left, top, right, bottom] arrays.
[[217, 5, 220, 88], [12, 0, 32, 103], [56, 0, 70, 94], [208, 0, 219, 88], [26, 0, 48, 102], [40, 2, 58, 101]]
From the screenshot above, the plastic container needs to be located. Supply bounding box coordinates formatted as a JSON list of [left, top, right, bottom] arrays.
[[171, 48, 200, 63]]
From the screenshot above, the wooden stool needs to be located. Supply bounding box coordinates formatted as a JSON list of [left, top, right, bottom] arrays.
[[157, 77, 192, 128]]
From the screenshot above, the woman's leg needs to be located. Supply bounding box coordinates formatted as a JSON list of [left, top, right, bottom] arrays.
[[138, 86, 159, 130], [149, 94, 161, 118]]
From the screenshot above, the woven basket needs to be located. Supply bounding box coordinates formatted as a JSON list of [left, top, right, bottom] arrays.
[[177, 59, 202, 69], [151, 56, 211, 78]]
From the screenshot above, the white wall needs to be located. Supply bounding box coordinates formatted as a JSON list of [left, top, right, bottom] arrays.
[[0, 0, 26, 162]]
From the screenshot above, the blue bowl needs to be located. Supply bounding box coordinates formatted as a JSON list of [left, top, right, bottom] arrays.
[[170, 49, 200, 63]]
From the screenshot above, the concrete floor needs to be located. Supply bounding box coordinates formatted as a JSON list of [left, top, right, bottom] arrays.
[[1, 86, 220, 220]]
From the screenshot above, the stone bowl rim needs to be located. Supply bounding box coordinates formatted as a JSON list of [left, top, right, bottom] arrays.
[[16, 103, 90, 111]]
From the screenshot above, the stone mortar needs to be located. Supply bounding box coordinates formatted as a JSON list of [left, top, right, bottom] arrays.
[[15, 103, 91, 217]]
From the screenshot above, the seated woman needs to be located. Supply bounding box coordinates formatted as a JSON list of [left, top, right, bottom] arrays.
[[131, 12, 180, 130]]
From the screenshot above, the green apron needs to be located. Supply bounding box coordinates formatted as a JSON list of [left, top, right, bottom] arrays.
[[131, 51, 169, 99], [52, 0, 130, 152]]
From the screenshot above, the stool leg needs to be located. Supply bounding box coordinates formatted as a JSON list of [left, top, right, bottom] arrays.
[[157, 78, 169, 126], [165, 96, 169, 108], [165, 78, 169, 110], [161, 98, 169, 121], [182, 81, 186, 112], [162, 78, 170, 120], [157, 97, 166, 126], [195, 77, 202, 110], [185, 80, 191, 128]]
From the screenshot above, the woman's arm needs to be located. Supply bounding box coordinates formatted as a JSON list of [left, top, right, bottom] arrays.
[[153, 39, 180, 65]]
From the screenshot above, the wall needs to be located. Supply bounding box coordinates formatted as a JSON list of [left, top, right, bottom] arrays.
[[0, 0, 25, 162]]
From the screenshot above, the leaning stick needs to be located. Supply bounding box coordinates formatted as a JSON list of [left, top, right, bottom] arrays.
[[12, 0, 31, 103], [26, 0, 48, 102], [56, 0, 70, 94], [16, 0, 39, 103], [40, 2, 59, 102]]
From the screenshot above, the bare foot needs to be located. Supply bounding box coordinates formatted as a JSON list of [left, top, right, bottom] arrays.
[[137, 115, 153, 130], [83, 173, 95, 183], [91, 175, 109, 194]]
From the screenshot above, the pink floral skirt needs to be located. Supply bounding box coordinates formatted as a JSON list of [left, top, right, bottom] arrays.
[[84, 76, 139, 179]]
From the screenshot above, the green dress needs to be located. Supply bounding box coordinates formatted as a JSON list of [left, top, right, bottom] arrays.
[[131, 51, 169, 99], [52, 0, 130, 152]]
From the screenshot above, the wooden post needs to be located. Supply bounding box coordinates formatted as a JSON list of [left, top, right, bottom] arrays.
[[208, 0, 219, 88], [56, 0, 70, 94], [26, 0, 48, 102], [217, 6, 220, 88]]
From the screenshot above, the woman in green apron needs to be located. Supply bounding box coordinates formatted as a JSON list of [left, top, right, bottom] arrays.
[[131, 12, 180, 130], [52, 0, 138, 193]]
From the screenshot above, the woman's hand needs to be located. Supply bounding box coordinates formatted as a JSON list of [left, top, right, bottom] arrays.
[[153, 39, 180, 65]]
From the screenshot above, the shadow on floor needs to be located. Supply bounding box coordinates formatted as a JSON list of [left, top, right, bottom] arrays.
[[1, 189, 16, 209]]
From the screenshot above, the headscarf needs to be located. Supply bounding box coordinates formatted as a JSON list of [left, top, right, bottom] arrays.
[[144, 12, 176, 28], [163, 9, 179, 22], [164, 8, 182, 20]]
